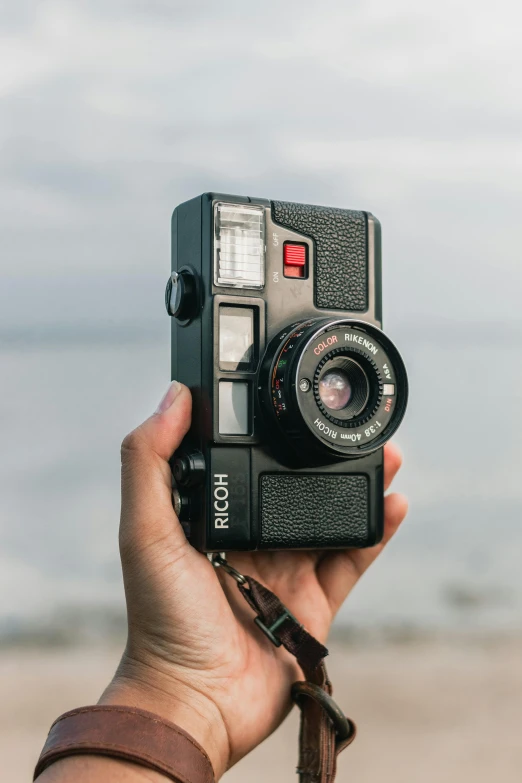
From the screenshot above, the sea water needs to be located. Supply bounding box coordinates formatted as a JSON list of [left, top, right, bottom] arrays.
[[1, 324, 521, 640]]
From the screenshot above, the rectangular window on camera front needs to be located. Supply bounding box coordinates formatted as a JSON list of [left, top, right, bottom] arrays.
[[219, 306, 256, 372], [218, 381, 250, 435]]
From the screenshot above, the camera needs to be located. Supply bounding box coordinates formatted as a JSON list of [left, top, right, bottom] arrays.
[[165, 193, 408, 552]]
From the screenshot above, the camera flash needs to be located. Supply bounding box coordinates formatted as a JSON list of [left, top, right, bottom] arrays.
[[214, 203, 265, 289]]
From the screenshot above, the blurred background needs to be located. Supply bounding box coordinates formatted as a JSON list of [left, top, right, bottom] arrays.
[[1, 1, 521, 781]]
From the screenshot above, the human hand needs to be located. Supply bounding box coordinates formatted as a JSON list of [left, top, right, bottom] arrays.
[[101, 381, 408, 779]]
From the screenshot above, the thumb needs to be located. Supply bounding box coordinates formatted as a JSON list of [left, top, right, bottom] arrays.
[[119, 381, 193, 558]]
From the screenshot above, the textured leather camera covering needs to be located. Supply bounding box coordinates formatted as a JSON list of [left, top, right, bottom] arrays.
[[271, 201, 368, 311], [260, 474, 369, 548]]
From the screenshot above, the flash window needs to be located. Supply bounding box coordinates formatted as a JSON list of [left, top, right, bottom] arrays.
[[214, 203, 265, 289]]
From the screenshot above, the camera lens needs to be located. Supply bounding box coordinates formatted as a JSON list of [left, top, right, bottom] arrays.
[[316, 357, 370, 420], [259, 317, 408, 458], [319, 370, 351, 410]]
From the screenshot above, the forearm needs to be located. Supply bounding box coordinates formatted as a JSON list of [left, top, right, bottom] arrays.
[[36, 755, 167, 783]]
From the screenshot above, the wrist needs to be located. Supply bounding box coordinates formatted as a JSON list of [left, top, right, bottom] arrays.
[[99, 653, 230, 780]]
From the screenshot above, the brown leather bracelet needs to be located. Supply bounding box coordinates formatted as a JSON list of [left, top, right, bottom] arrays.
[[33, 705, 215, 783]]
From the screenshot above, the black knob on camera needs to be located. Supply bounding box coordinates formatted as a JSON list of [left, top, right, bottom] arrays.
[[173, 450, 206, 487], [172, 486, 192, 522], [165, 270, 198, 321]]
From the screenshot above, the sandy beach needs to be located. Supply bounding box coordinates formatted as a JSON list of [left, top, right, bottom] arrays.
[[2, 635, 521, 782]]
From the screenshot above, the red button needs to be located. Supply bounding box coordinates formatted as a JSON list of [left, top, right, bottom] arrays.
[[284, 243, 306, 266], [284, 243, 307, 278]]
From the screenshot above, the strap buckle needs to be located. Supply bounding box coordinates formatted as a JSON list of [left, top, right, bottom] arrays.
[[211, 553, 300, 648], [254, 608, 299, 648]]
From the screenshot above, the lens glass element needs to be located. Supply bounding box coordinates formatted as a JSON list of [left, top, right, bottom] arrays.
[[316, 357, 370, 421], [318, 370, 352, 411]]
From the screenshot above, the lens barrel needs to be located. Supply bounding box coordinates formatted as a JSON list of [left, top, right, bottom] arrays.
[[259, 318, 408, 458]]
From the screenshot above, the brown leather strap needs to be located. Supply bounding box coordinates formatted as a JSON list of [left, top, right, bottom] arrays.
[[33, 705, 215, 783], [292, 665, 355, 782], [237, 574, 356, 782]]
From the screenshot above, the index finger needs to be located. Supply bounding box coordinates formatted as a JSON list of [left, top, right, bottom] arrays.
[[384, 441, 403, 490]]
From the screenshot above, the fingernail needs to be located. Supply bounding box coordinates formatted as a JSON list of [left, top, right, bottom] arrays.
[[155, 381, 182, 413]]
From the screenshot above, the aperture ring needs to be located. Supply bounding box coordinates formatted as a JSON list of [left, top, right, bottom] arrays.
[[313, 346, 383, 428]]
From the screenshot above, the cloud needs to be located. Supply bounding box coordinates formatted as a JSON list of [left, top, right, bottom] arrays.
[[0, 0, 521, 327]]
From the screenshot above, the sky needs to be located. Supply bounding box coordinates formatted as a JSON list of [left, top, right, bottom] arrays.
[[1, 0, 521, 335], [2, 1, 522, 636]]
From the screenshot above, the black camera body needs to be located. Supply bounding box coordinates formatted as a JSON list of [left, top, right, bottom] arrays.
[[166, 193, 408, 552]]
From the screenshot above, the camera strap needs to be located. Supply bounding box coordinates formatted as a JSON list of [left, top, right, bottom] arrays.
[[212, 555, 356, 782]]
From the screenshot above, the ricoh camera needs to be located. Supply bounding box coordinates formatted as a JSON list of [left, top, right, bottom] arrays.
[[166, 193, 408, 552]]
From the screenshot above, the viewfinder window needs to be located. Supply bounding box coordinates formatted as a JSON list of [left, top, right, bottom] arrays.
[[219, 306, 255, 371]]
